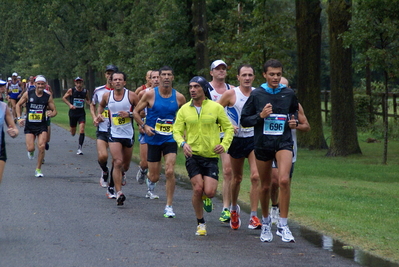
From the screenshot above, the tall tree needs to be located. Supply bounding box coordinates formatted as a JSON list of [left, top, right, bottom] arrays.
[[326, 0, 361, 156], [295, 0, 327, 149], [342, 0, 399, 163], [192, 0, 208, 77]]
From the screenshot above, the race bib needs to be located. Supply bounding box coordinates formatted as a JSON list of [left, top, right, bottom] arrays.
[[28, 110, 43, 122], [102, 107, 109, 118], [112, 113, 129, 126], [263, 114, 287, 135], [241, 126, 254, 132], [73, 98, 84, 108], [155, 118, 173, 135], [12, 88, 19, 93]]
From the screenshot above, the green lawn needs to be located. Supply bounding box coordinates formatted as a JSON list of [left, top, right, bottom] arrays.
[[51, 98, 399, 263]]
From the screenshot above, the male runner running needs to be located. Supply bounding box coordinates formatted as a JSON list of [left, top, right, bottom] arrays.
[[133, 66, 186, 218], [62, 77, 90, 155], [96, 72, 138, 206], [16, 76, 57, 177]]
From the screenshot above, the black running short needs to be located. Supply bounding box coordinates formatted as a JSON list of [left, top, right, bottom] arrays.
[[185, 154, 219, 180], [147, 142, 177, 162], [24, 125, 48, 136], [108, 136, 134, 148], [228, 136, 254, 159], [96, 131, 109, 142], [69, 113, 86, 128], [254, 141, 293, 162]]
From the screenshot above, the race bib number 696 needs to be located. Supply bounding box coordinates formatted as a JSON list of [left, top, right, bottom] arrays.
[[263, 114, 287, 136]]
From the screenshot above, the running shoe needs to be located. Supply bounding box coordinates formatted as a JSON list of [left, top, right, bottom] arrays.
[[270, 206, 280, 225], [116, 191, 126, 206], [45, 142, 49, 150], [136, 168, 147, 184], [106, 186, 116, 199], [248, 215, 262, 230], [100, 171, 108, 188], [202, 196, 213, 213], [76, 148, 83, 155], [35, 169, 43, 178], [219, 209, 231, 222], [195, 223, 207, 236], [260, 223, 273, 242], [164, 206, 175, 218], [230, 205, 241, 230], [27, 151, 34, 160], [121, 172, 127, 186], [276, 223, 295, 243], [145, 190, 159, 199]]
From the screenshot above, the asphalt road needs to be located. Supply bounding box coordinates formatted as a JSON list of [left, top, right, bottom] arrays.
[[0, 124, 361, 267]]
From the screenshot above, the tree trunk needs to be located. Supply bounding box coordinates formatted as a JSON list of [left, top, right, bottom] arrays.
[[295, 0, 328, 149], [192, 0, 209, 78], [366, 59, 374, 123], [326, 0, 362, 156], [382, 71, 388, 164]]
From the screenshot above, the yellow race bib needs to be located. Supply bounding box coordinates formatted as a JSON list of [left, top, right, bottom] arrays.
[[112, 113, 129, 126], [28, 110, 43, 122], [154, 118, 174, 135]]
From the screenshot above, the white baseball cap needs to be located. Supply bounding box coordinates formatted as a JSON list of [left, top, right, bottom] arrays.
[[0, 79, 6, 86], [210, 60, 227, 70], [35, 76, 46, 82], [12, 72, 18, 76]]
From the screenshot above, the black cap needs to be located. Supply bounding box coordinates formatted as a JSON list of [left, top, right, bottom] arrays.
[[105, 65, 118, 72], [189, 76, 212, 99]]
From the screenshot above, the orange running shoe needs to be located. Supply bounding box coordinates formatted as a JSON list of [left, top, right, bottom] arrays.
[[229, 205, 241, 230], [248, 215, 262, 229]]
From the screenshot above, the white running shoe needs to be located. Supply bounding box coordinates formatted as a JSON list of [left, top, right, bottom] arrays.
[[164, 206, 175, 218], [76, 148, 83, 155], [260, 223, 273, 242], [195, 223, 207, 236], [145, 191, 159, 199], [27, 151, 34, 160], [276, 223, 295, 243], [106, 187, 116, 199], [116, 191, 126, 206], [35, 169, 44, 178], [100, 169, 109, 188], [270, 206, 280, 225]]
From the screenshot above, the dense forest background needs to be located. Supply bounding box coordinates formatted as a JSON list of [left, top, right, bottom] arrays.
[[1, 0, 399, 158]]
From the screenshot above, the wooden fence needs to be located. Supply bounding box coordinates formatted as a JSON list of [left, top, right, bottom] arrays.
[[321, 90, 399, 122]]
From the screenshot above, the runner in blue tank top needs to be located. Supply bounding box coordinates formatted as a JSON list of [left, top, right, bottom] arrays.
[[133, 66, 186, 218]]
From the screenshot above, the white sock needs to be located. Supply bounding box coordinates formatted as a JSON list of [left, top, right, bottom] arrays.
[[279, 217, 288, 226]]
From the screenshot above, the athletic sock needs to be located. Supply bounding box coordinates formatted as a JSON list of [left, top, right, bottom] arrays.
[[197, 218, 205, 224], [109, 165, 114, 187], [98, 161, 108, 172], [79, 133, 85, 146], [262, 216, 271, 225], [250, 211, 257, 217], [147, 181, 156, 192], [279, 217, 288, 226]]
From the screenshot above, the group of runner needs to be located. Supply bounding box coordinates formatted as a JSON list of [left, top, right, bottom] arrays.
[[0, 58, 310, 244]]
